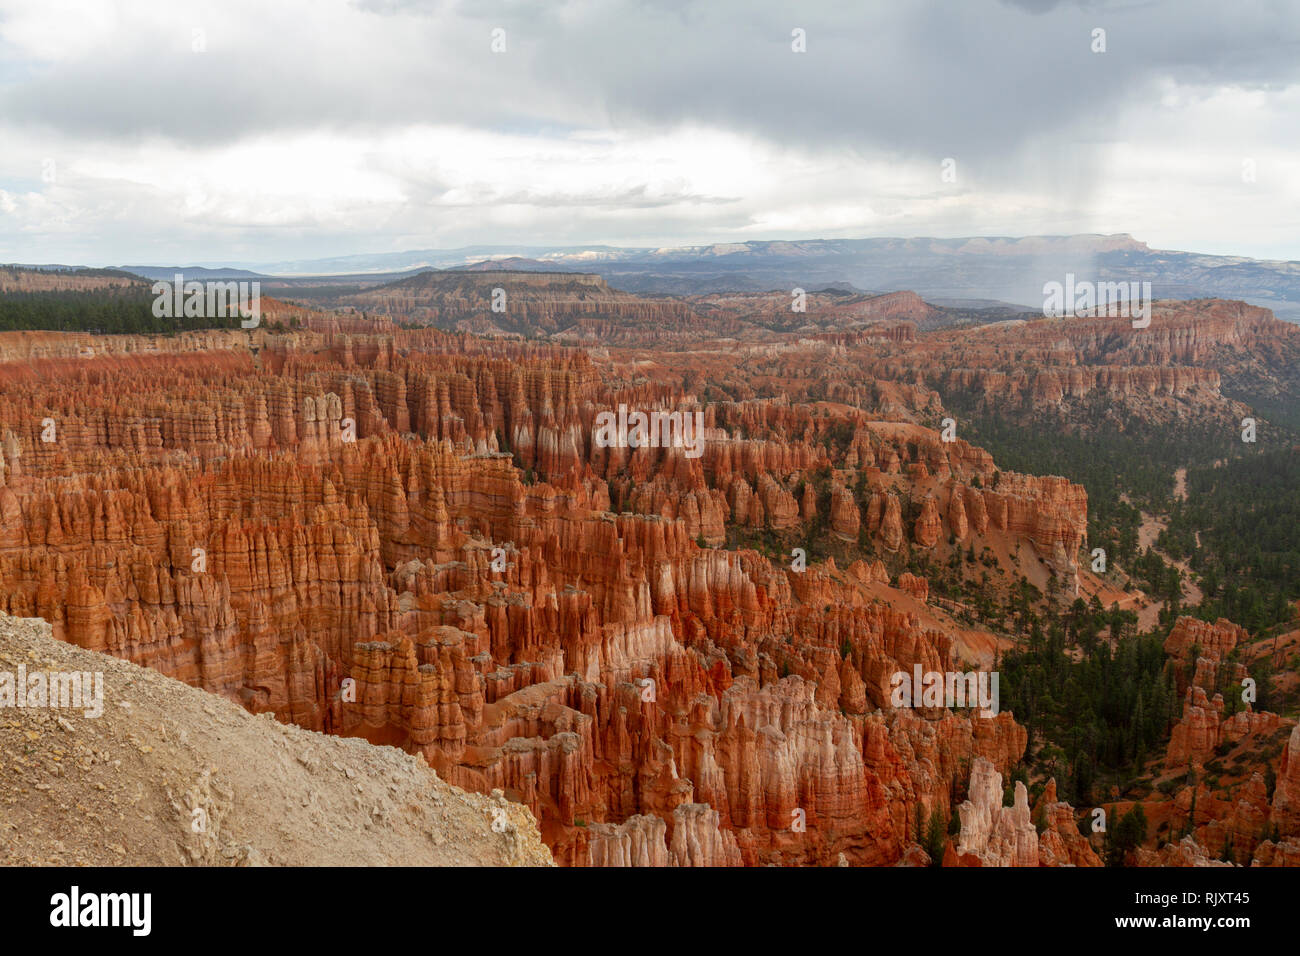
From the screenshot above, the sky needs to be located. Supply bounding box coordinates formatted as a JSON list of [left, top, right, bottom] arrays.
[[0, 0, 1298, 266]]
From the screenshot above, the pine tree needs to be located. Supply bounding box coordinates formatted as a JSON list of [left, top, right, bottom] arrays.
[[924, 808, 947, 865]]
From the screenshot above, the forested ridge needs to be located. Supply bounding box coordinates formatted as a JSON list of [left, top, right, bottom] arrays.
[[0, 288, 254, 334]]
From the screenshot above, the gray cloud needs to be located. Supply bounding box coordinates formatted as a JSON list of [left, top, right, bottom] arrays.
[[4, 0, 1297, 160], [0, 0, 1297, 262]]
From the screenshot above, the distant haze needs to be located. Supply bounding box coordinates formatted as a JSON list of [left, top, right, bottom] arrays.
[[105, 234, 1300, 324]]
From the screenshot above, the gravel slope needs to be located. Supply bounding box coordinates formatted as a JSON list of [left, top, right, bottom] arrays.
[[0, 613, 553, 866]]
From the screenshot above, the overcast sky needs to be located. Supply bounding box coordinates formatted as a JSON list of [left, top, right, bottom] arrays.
[[1, 0, 1298, 266]]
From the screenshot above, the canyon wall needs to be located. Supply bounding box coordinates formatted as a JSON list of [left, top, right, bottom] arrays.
[[0, 323, 1065, 865]]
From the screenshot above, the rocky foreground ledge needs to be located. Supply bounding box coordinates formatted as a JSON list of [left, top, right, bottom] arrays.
[[0, 612, 553, 866]]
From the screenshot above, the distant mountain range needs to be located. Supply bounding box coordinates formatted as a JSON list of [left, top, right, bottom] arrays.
[[13, 234, 1300, 321], [208, 234, 1300, 322], [119, 265, 266, 281]]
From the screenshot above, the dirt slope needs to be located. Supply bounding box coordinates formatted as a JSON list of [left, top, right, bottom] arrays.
[[0, 613, 552, 866]]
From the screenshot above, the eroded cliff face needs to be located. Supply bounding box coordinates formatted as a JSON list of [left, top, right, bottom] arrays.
[[903, 299, 1300, 426], [0, 321, 1104, 866], [340, 271, 699, 340], [303, 283, 1300, 451], [1161, 617, 1283, 772], [635, 298, 1295, 439], [1132, 615, 1296, 866]]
